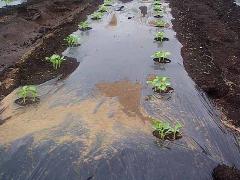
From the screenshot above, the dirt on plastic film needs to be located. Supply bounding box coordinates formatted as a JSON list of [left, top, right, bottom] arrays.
[[0, 80, 149, 145], [0, 0, 239, 179]]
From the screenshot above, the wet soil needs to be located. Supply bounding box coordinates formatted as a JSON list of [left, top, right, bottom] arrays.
[[0, 0, 102, 100], [14, 97, 40, 106], [153, 58, 171, 63], [169, 0, 240, 128], [154, 37, 169, 42], [153, 86, 174, 94], [152, 130, 182, 141], [212, 164, 240, 180]]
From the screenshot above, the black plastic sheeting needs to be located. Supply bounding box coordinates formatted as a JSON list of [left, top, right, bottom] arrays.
[[0, 0, 239, 179]]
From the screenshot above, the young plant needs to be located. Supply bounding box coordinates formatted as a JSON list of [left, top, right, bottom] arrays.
[[45, 54, 65, 69], [152, 120, 172, 139], [155, 31, 165, 42], [153, 5, 163, 12], [147, 76, 171, 92], [78, 21, 91, 31], [169, 122, 183, 140], [151, 51, 170, 62], [91, 12, 104, 20], [2, 0, 13, 5], [18, 85, 37, 103], [64, 34, 79, 47], [98, 5, 108, 13], [103, 0, 112, 6], [155, 19, 167, 27], [154, 10, 163, 18], [153, 1, 161, 5]]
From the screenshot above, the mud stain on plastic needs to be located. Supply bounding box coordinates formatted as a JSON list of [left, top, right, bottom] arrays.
[[139, 6, 147, 17], [0, 85, 151, 147], [108, 14, 117, 27], [96, 80, 148, 121]]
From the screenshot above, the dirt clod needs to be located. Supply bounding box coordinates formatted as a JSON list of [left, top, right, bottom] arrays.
[[212, 164, 240, 180]]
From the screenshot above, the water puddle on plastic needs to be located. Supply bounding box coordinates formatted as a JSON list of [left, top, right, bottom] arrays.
[[0, 0, 239, 179]]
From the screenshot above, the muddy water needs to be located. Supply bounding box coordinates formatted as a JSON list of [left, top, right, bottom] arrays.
[[0, 0, 239, 179], [0, 0, 26, 8]]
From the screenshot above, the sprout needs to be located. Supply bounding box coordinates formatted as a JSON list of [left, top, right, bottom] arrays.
[[45, 54, 65, 69], [151, 51, 171, 62], [98, 5, 108, 13], [155, 19, 167, 27], [103, 0, 112, 6], [2, 0, 13, 5], [152, 120, 172, 139], [152, 119, 183, 140], [78, 21, 91, 31], [18, 85, 37, 103], [155, 31, 165, 42], [154, 10, 164, 18], [64, 34, 79, 47], [147, 76, 171, 92], [153, 1, 161, 6], [153, 5, 163, 12], [169, 122, 183, 140], [91, 12, 104, 20]]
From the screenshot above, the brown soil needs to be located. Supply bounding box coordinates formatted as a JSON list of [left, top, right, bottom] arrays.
[[0, 0, 103, 100], [169, 0, 240, 128], [212, 164, 240, 180]]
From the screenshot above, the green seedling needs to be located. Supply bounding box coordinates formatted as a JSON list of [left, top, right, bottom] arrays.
[[155, 19, 167, 27], [103, 0, 112, 6], [64, 34, 79, 47], [45, 54, 65, 69], [152, 118, 183, 140], [98, 5, 108, 13], [91, 12, 104, 20], [147, 76, 171, 92], [153, 1, 161, 5], [155, 31, 165, 42], [169, 122, 183, 140], [18, 85, 37, 103], [2, 0, 13, 5], [151, 51, 170, 61], [153, 5, 163, 12], [154, 10, 163, 18], [78, 21, 91, 31], [152, 120, 172, 139]]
